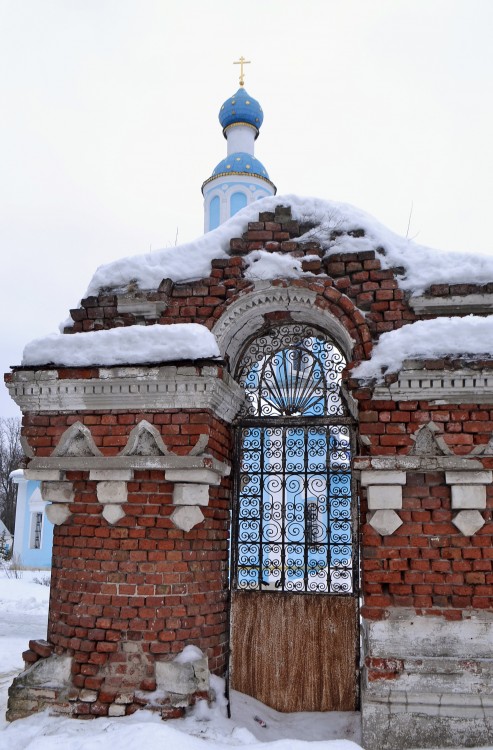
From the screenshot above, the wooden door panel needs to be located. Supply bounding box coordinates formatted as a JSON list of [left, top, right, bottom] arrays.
[[230, 591, 358, 712]]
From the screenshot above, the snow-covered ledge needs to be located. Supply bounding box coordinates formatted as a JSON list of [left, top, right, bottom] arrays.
[[7, 365, 245, 422], [409, 292, 493, 315]]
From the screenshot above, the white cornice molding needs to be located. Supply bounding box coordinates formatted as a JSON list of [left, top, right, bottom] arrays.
[[7, 365, 246, 422], [372, 363, 493, 403], [354, 455, 485, 472], [26, 453, 231, 478], [409, 293, 493, 315]]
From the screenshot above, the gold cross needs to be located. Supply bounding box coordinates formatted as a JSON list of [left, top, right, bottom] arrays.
[[233, 56, 251, 87]]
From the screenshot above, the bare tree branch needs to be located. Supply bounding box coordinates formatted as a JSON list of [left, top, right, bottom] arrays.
[[0, 418, 24, 533]]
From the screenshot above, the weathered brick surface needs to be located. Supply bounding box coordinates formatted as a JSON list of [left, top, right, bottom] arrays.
[[10, 409, 231, 719], [7, 203, 493, 723], [358, 395, 493, 621]]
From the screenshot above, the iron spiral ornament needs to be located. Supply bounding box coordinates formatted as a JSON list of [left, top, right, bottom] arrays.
[[233, 325, 355, 595]]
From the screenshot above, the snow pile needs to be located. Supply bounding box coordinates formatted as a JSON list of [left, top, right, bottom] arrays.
[[84, 194, 493, 297], [0, 569, 491, 749], [244, 250, 305, 280], [354, 315, 493, 379], [22, 324, 220, 367], [1, 709, 363, 750]]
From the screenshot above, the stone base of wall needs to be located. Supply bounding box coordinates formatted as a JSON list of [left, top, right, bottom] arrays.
[[7, 649, 212, 722], [361, 608, 493, 749], [362, 692, 493, 750]]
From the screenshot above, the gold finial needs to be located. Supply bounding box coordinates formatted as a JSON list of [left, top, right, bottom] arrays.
[[233, 56, 251, 87]]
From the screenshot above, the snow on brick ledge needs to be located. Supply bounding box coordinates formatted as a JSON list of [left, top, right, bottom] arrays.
[[84, 194, 493, 297], [22, 324, 220, 367], [353, 315, 493, 380]]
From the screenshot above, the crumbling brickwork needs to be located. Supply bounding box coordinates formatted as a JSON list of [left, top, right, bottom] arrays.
[[6, 204, 493, 747]]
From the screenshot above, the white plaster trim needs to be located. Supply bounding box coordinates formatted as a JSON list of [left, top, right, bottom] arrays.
[[368, 509, 403, 536], [102, 504, 126, 525], [360, 471, 406, 486], [367, 485, 403, 510], [212, 285, 355, 368], [52, 422, 102, 458], [45, 503, 72, 526], [372, 364, 493, 403], [6, 366, 246, 422], [165, 468, 221, 485], [25, 469, 63, 481], [96, 481, 128, 504], [355, 455, 484, 472], [445, 470, 492, 484], [450, 485, 486, 510], [171, 505, 204, 532], [172, 483, 209, 506], [363, 608, 493, 658], [89, 470, 134, 481], [27, 453, 231, 477], [453, 509, 486, 535], [409, 292, 493, 315], [40, 481, 74, 503], [120, 420, 170, 456]]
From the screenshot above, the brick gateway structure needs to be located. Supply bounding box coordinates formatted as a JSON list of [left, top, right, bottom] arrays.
[[5, 204, 493, 749]]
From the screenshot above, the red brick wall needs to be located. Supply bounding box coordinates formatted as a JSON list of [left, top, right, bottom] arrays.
[[9, 205, 493, 721], [357, 395, 493, 621], [22, 406, 231, 461], [49, 465, 231, 683], [23, 408, 232, 701]]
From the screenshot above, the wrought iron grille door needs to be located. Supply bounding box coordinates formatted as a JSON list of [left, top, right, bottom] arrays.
[[232, 324, 357, 596]]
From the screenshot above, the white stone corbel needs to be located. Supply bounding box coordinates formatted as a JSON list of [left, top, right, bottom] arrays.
[[45, 503, 72, 526], [102, 504, 126, 525], [172, 483, 209, 506], [360, 471, 406, 536], [94, 475, 132, 525], [445, 470, 491, 536], [40, 481, 74, 504], [166, 447, 230, 531], [171, 506, 205, 533], [96, 481, 128, 504]]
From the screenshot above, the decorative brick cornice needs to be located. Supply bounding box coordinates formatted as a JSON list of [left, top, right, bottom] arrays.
[[7, 365, 245, 422], [372, 362, 493, 403], [410, 292, 493, 315]]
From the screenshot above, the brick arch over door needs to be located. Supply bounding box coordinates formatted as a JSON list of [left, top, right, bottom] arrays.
[[212, 284, 369, 373]]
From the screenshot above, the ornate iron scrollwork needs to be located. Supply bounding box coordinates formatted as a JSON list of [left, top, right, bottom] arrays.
[[233, 325, 356, 595], [236, 324, 347, 418]]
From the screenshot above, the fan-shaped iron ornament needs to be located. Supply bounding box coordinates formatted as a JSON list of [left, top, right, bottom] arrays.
[[236, 324, 347, 418]]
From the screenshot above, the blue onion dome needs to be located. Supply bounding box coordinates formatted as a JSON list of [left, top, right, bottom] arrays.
[[212, 152, 270, 180], [219, 88, 264, 136]]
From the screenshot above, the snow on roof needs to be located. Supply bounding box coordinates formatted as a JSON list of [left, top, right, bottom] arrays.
[[353, 315, 493, 380], [84, 194, 493, 297], [9, 469, 25, 482], [22, 323, 220, 367]]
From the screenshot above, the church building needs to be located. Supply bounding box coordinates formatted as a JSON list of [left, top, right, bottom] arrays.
[[5, 63, 493, 750]]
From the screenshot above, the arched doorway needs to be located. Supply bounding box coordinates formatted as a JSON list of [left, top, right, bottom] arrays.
[[230, 323, 359, 712]]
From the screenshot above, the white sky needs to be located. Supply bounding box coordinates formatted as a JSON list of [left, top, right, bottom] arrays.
[[1, 0, 493, 419]]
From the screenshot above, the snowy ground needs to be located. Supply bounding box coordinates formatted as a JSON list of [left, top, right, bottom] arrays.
[[0, 568, 490, 750]]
